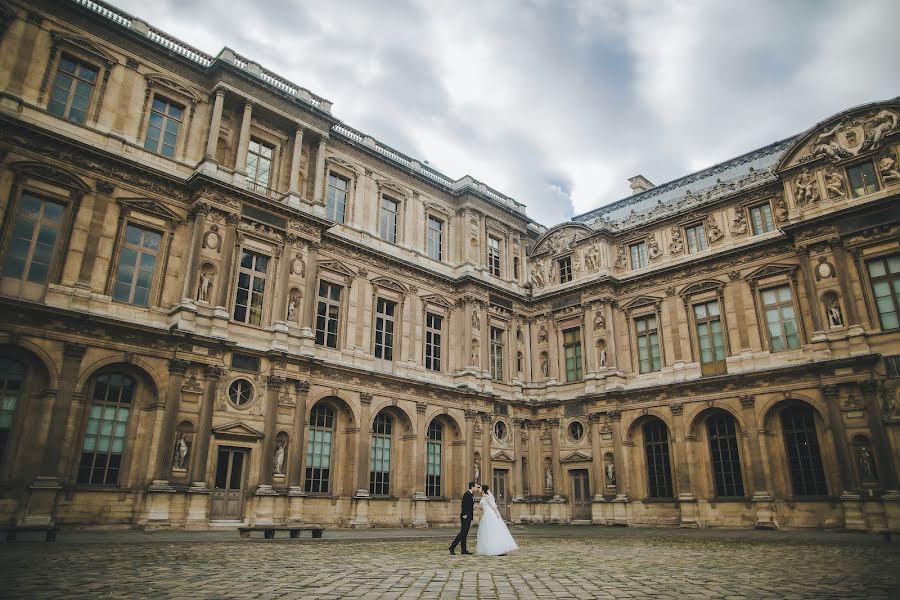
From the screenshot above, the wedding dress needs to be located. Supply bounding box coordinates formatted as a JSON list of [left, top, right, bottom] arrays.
[[475, 492, 519, 556]]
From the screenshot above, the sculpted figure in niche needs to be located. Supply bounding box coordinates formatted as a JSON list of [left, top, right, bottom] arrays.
[[669, 227, 684, 254], [597, 340, 607, 368], [540, 354, 549, 378], [811, 122, 851, 160], [614, 244, 627, 270], [471, 310, 480, 331], [879, 155, 900, 185], [647, 236, 662, 260], [583, 243, 600, 271], [857, 446, 875, 480], [827, 299, 843, 327], [172, 433, 189, 470], [865, 110, 899, 150], [605, 457, 616, 486], [794, 169, 820, 206], [538, 324, 548, 343], [774, 195, 789, 223], [290, 252, 306, 277], [732, 209, 748, 235], [545, 465, 553, 491], [593, 311, 605, 331], [473, 461, 480, 483], [273, 440, 286, 475], [824, 168, 846, 199], [287, 295, 298, 321], [530, 263, 546, 288], [706, 216, 724, 243], [197, 271, 213, 302], [471, 340, 480, 366]]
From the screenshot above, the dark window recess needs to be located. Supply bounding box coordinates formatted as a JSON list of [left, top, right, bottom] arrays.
[[885, 355, 900, 378], [231, 353, 260, 372], [564, 402, 585, 417], [488, 294, 513, 310], [494, 403, 509, 416], [241, 205, 286, 230]]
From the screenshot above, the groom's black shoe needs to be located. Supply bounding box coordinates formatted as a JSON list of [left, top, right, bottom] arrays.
[[449, 547, 456, 555], [461, 550, 473, 555]]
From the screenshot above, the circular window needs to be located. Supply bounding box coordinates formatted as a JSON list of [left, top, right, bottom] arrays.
[[228, 379, 254, 407], [493, 420, 508, 442], [569, 421, 585, 442]]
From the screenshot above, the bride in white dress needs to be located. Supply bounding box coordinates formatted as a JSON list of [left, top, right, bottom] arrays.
[[475, 485, 519, 556]]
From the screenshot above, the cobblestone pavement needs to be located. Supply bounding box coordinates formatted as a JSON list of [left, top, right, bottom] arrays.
[[2, 527, 899, 599]]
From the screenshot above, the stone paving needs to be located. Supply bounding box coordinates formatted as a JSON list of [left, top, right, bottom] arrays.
[[2, 526, 899, 599]]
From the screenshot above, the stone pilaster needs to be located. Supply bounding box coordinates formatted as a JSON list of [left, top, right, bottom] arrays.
[[190, 365, 225, 487], [234, 101, 254, 173], [480, 412, 493, 489], [289, 381, 310, 491], [152, 358, 190, 484], [181, 201, 210, 301], [258, 375, 284, 488], [204, 89, 225, 159], [548, 418, 561, 497]]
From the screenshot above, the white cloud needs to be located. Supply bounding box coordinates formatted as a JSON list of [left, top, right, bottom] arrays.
[[106, 0, 900, 227]]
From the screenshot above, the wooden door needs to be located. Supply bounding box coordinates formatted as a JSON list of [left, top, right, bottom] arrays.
[[492, 468, 510, 521], [210, 447, 247, 520], [571, 469, 591, 521]]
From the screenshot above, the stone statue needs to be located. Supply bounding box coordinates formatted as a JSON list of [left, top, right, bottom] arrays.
[[647, 236, 661, 260], [197, 271, 212, 302], [598, 347, 607, 368], [287, 296, 297, 321], [732, 210, 748, 235], [824, 168, 846, 199], [470, 340, 480, 366], [794, 169, 820, 207], [538, 325, 548, 343], [583, 243, 600, 271], [471, 311, 480, 332], [593, 311, 605, 331], [290, 252, 306, 277], [706, 216, 724, 243], [172, 433, 188, 470], [530, 263, 546, 288], [614, 244, 627, 270], [879, 155, 900, 185], [273, 440, 286, 476], [669, 228, 684, 254], [865, 109, 899, 150], [540, 355, 549, 378], [811, 122, 851, 160], [857, 446, 874, 480], [827, 300, 843, 327], [774, 196, 789, 224], [605, 458, 615, 486], [473, 461, 480, 483], [544, 466, 553, 491]]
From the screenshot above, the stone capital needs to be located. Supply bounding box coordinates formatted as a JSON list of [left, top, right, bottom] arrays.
[[820, 384, 840, 401], [739, 394, 755, 408], [204, 365, 226, 379], [360, 392, 373, 405], [63, 342, 88, 360], [294, 380, 311, 394], [607, 410, 622, 422], [669, 403, 683, 416], [168, 358, 191, 375], [266, 375, 284, 390]]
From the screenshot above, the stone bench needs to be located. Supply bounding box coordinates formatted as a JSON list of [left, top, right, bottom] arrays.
[[1, 525, 61, 542], [237, 525, 324, 539]]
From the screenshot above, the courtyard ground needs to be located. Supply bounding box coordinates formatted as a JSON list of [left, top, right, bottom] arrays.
[[1, 525, 898, 599]]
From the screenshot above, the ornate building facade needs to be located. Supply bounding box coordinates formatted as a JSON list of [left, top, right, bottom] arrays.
[[0, 0, 898, 532]]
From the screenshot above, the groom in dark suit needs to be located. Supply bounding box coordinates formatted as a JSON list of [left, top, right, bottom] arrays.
[[449, 481, 480, 555]]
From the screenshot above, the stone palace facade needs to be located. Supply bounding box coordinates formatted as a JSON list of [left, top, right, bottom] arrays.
[[0, 0, 899, 532]]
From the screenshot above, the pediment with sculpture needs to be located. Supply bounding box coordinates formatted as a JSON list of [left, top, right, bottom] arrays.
[[779, 101, 900, 170], [530, 224, 594, 257]]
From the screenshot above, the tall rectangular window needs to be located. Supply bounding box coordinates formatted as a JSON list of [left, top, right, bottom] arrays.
[[490, 326, 504, 381], [426, 216, 443, 261], [426, 422, 442, 497], [635, 314, 661, 373], [326, 172, 348, 223], [379, 196, 399, 243], [762, 284, 800, 351], [707, 413, 745, 498], [424, 312, 443, 371], [77, 374, 133, 485], [233, 250, 268, 325], [48, 55, 98, 124], [488, 236, 501, 277], [847, 162, 880, 197], [1, 193, 65, 285], [749, 203, 775, 235], [369, 413, 392, 496], [685, 223, 707, 253], [629, 241, 647, 269], [559, 256, 573, 283], [694, 300, 726, 374], [112, 224, 161, 307], [246, 139, 274, 193], [563, 327, 583, 382], [305, 405, 334, 494], [644, 420, 674, 498], [315, 281, 342, 348], [143, 96, 183, 158], [374, 297, 396, 360], [866, 254, 900, 330]]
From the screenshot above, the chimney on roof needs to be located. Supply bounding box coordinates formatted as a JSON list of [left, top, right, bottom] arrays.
[[628, 175, 655, 195]]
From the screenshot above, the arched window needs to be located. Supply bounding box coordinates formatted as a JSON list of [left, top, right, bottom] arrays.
[[426, 420, 443, 497], [0, 357, 26, 461], [370, 412, 393, 496], [707, 412, 744, 497], [780, 405, 827, 496], [643, 419, 673, 498], [305, 403, 335, 493], [78, 373, 135, 485]]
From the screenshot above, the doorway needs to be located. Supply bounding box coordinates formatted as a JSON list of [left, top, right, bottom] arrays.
[[210, 447, 247, 520], [492, 468, 510, 521], [571, 468, 591, 521]]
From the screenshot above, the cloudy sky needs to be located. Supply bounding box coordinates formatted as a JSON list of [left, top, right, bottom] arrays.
[[108, 0, 899, 226]]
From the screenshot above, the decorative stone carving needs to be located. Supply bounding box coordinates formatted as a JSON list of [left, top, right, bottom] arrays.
[[540, 352, 549, 378], [815, 257, 835, 280], [605, 456, 615, 486], [583, 243, 600, 271], [857, 446, 876, 481], [202, 224, 221, 252], [607, 410, 621, 421], [669, 227, 684, 254], [544, 465, 553, 491], [593, 311, 605, 331], [739, 395, 755, 408], [473, 461, 480, 483], [774, 194, 788, 224], [879, 153, 900, 185], [864, 109, 899, 151], [290, 252, 306, 277], [273, 439, 286, 475], [647, 236, 662, 261], [732, 209, 748, 236], [794, 169, 820, 207], [824, 167, 846, 200], [538, 324, 548, 343], [669, 403, 683, 416], [597, 339, 607, 368], [197, 270, 213, 302], [172, 433, 189, 470], [614, 244, 627, 270], [530, 262, 546, 288], [827, 297, 843, 327], [286, 294, 299, 321], [470, 339, 479, 366], [471, 311, 480, 332], [706, 216, 724, 244], [811, 121, 854, 161]]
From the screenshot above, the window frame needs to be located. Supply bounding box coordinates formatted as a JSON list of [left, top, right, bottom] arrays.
[[232, 248, 271, 327], [779, 404, 829, 497], [489, 326, 505, 381], [684, 222, 708, 254], [562, 326, 584, 382], [426, 214, 444, 261], [305, 403, 335, 495], [369, 412, 393, 497], [46, 52, 101, 125], [38, 34, 116, 127], [142, 93, 186, 159], [379, 194, 400, 243], [643, 419, 674, 499], [682, 287, 729, 376], [424, 311, 444, 372], [315, 278, 344, 349], [846, 160, 881, 198], [558, 256, 573, 283], [245, 137, 276, 195], [748, 202, 776, 236], [75, 371, 139, 487], [108, 220, 165, 308], [0, 357, 27, 466], [325, 170, 351, 224], [757, 282, 803, 352], [706, 411, 745, 498], [629, 241, 647, 270], [632, 311, 662, 374], [864, 252, 900, 331], [425, 420, 443, 498], [373, 296, 398, 362], [488, 235, 502, 278]]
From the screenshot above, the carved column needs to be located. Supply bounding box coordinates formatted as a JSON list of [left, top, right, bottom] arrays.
[[608, 410, 626, 498], [152, 359, 190, 484], [76, 182, 114, 290], [234, 101, 254, 173], [739, 395, 769, 497], [511, 417, 524, 500], [668, 403, 694, 499], [464, 410, 477, 483], [481, 412, 493, 488], [288, 126, 305, 195], [39, 343, 87, 481], [216, 213, 240, 307], [589, 413, 604, 499], [289, 381, 310, 489], [190, 365, 224, 485], [204, 89, 225, 159], [832, 244, 861, 326], [860, 381, 898, 490], [356, 393, 373, 496], [821, 384, 854, 493], [797, 249, 824, 332], [548, 418, 561, 496], [258, 375, 284, 488], [181, 202, 210, 301], [312, 135, 328, 205]]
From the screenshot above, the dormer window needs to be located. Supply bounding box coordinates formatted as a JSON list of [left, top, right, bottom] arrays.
[[847, 161, 880, 197], [629, 241, 647, 269], [685, 223, 707, 253], [558, 256, 573, 283]]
